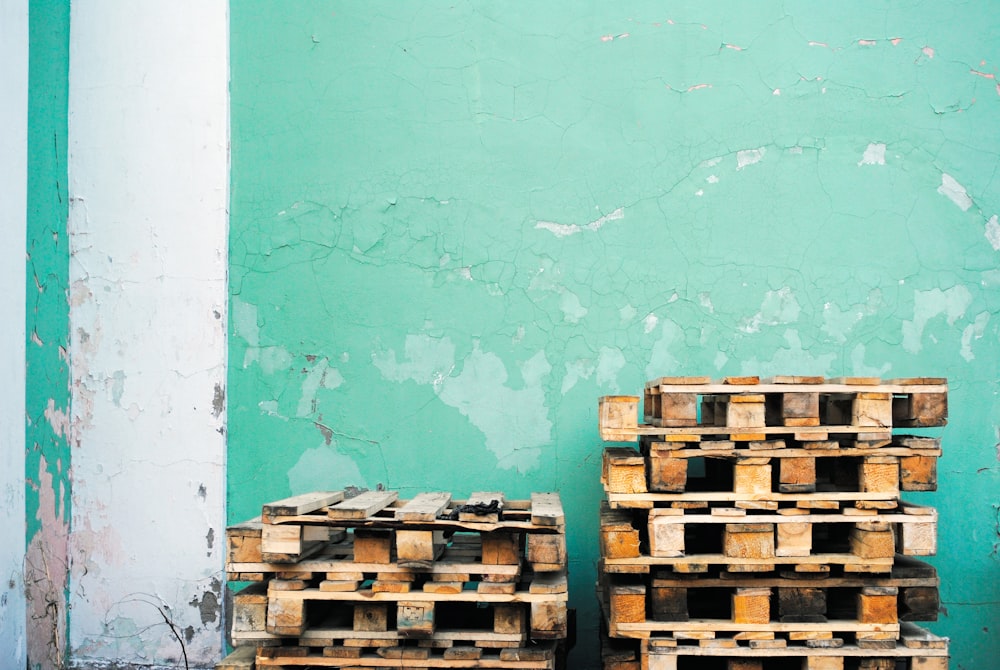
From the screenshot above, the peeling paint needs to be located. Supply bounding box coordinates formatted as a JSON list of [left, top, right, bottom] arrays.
[[858, 143, 886, 166], [535, 207, 625, 237], [938, 173, 973, 211], [901, 286, 973, 354], [736, 147, 765, 170], [985, 215, 1000, 251], [741, 288, 801, 334]]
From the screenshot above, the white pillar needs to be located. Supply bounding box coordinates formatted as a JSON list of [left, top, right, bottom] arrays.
[[0, 0, 28, 666], [67, 2, 229, 665]]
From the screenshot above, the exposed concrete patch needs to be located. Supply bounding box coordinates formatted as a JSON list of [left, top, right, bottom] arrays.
[[938, 173, 973, 211], [25, 456, 69, 670], [741, 287, 801, 333], [985, 215, 1000, 250], [858, 143, 886, 166]]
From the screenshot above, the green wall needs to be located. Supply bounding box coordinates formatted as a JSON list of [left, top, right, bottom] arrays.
[[230, 3, 1000, 667], [25, 0, 72, 668]]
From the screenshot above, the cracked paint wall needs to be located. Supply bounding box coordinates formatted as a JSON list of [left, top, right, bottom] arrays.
[[1, 0, 29, 666], [64, 2, 229, 668], [24, 1, 72, 667], [230, 3, 999, 668]]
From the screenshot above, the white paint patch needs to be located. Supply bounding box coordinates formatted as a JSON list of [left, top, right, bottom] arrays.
[[288, 443, 365, 494], [850, 344, 892, 377], [821, 301, 864, 343], [741, 287, 801, 333], [596, 347, 626, 392], [698, 292, 714, 313], [374, 337, 551, 472], [706, 175, 719, 184], [985, 215, 1000, 250], [535, 207, 625, 237], [937, 173, 973, 211], [901, 286, 973, 353], [700, 157, 723, 168], [643, 313, 659, 334], [773, 89, 781, 95], [736, 147, 766, 170], [960, 311, 990, 361], [67, 3, 228, 665], [561, 359, 595, 394], [858, 143, 886, 166], [645, 320, 684, 380], [619, 304, 637, 322], [713, 351, 729, 369], [559, 290, 588, 323], [922, 46, 935, 59], [0, 1, 28, 663], [695, 189, 704, 197]]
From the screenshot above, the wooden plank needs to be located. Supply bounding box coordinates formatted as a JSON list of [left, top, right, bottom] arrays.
[[601, 395, 640, 441], [214, 647, 256, 670], [396, 492, 452, 522], [263, 490, 345, 519], [328, 490, 399, 520], [460, 492, 505, 522], [530, 492, 564, 526], [604, 447, 648, 494]]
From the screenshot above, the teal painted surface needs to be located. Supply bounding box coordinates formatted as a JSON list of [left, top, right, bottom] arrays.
[[230, 3, 1000, 667], [25, 0, 71, 667]]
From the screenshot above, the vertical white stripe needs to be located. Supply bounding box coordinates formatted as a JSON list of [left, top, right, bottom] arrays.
[[67, 2, 229, 665], [0, 0, 28, 666]]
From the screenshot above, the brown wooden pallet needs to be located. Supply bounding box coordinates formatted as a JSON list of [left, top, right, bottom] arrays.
[[601, 622, 948, 669], [233, 491, 565, 568], [598, 569, 936, 630], [254, 640, 562, 668], [600, 501, 936, 574], [257, 582, 569, 639], [229, 515, 565, 578], [601, 376, 947, 442], [603, 441, 939, 503], [636, 376, 947, 428]]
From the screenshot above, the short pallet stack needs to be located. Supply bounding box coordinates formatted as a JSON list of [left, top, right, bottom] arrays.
[[218, 490, 571, 670], [597, 376, 950, 670]]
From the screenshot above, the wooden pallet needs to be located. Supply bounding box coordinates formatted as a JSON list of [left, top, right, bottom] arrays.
[[642, 557, 939, 624], [601, 377, 947, 442], [228, 527, 566, 586], [603, 439, 939, 504], [228, 491, 566, 582], [601, 622, 948, 669], [254, 640, 562, 668], [599, 502, 936, 574], [257, 579, 569, 639]]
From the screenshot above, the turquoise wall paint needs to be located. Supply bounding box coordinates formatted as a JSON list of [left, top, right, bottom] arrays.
[[230, 3, 1000, 667], [25, 0, 71, 668]]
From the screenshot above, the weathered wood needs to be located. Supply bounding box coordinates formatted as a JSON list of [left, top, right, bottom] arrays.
[[214, 647, 256, 670], [850, 525, 896, 559], [353, 602, 389, 632], [397, 600, 435, 637], [734, 460, 772, 495], [601, 504, 641, 559], [651, 585, 689, 621], [900, 455, 937, 491], [601, 395, 640, 441], [778, 586, 826, 623], [604, 447, 648, 494], [779, 457, 816, 493], [481, 531, 521, 565], [530, 600, 568, 638], [646, 444, 689, 492], [328, 490, 399, 520], [263, 490, 345, 519], [647, 509, 684, 558], [232, 582, 269, 636], [266, 595, 306, 636], [858, 587, 899, 624], [395, 492, 452, 521], [353, 529, 393, 564], [530, 492, 565, 526], [860, 457, 900, 495], [732, 587, 771, 624], [527, 533, 567, 570], [396, 529, 446, 564], [609, 582, 646, 625]]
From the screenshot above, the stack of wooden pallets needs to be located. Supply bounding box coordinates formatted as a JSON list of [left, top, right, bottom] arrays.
[[596, 376, 950, 670], [217, 490, 571, 670]]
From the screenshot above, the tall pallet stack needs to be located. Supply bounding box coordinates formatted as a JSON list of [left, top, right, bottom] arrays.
[[597, 376, 950, 670], [218, 489, 571, 670]]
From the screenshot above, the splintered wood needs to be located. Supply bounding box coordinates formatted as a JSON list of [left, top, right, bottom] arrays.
[[222, 489, 570, 669], [597, 374, 947, 670]]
